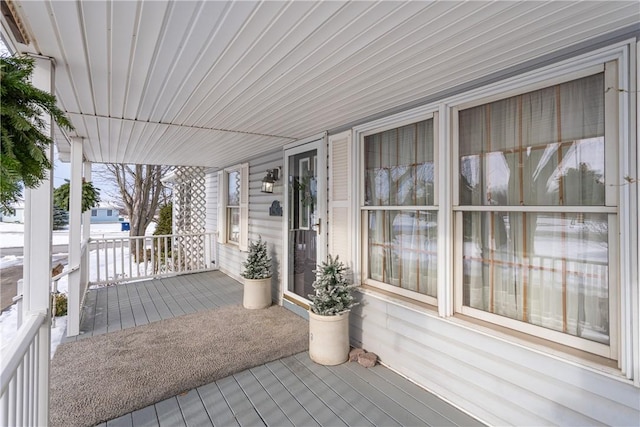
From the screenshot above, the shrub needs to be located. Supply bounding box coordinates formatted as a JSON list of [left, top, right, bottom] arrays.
[[53, 292, 67, 317]]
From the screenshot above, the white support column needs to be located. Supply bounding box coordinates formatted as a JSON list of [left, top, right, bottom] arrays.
[[67, 137, 83, 337], [22, 53, 54, 426], [82, 162, 92, 241], [80, 162, 92, 288]]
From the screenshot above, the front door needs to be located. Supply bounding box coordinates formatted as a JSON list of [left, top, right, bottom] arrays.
[[284, 137, 326, 303]]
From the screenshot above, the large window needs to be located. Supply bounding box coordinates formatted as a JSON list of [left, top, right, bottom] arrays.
[[455, 69, 617, 356], [353, 50, 629, 361], [362, 118, 438, 303]]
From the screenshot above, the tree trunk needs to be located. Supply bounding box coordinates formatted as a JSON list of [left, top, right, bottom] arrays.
[[104, 163, 168, 262]]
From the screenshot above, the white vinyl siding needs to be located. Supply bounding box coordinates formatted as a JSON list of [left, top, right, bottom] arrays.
[[207, 153, 283, 296], [350, 290, 639, 426]]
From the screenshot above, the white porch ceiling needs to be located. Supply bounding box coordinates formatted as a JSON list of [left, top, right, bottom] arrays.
[[5, 0, 639, 169]]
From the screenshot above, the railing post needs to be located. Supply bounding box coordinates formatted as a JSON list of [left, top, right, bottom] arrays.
[[21, 54, 54, 426], [80, 161, 92, 292], [15, 279, 23, 329], [67, 137, 83, 337]]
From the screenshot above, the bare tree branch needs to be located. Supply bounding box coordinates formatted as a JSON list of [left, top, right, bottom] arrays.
[[98, 163, 171, 237]]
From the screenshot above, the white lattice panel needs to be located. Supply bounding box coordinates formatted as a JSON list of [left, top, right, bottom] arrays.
[[172, 166, 206, 269]]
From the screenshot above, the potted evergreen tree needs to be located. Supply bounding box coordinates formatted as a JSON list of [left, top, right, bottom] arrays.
[[308, 255, 357, 365], [240, 236, 272, 309]]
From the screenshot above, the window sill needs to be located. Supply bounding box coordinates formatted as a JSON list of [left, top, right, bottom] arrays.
[[356, 285, 439, 316]]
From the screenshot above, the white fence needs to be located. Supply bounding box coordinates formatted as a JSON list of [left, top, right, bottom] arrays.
[[0, 312, 48, 427], [90, 232, 217, 285]]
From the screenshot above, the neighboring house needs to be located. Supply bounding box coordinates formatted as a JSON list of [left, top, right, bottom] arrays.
[[3, 2, 638, 426], [89, 206, 120, 224], [0, 202, 24, 223]]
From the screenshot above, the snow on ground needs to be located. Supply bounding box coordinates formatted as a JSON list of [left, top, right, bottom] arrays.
[[0, 222, 73, 248], [0, 221, 156, 248], [0, 255, 22, 268], [0, 221, 156, 357]]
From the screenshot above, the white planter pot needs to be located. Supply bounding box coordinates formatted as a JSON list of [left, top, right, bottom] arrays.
[[243, 277, 272, 309], [308, 310, 350, 365]]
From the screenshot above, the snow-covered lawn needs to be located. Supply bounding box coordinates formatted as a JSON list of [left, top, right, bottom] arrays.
[[0, 221, 156, 357], [0, 221, 145, 248]]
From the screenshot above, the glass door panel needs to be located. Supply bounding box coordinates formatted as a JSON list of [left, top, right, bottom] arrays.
[[285, 142, 324, 301]]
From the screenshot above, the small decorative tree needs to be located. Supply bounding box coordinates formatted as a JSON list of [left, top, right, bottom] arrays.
[[240, 236, 272, 279], [308, 255, 357, 316], [52, 205, 68, 230]]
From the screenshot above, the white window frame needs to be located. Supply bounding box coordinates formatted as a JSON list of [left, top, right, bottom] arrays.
[[356, 109, 440, 306], [226, 169, 240, 245], [445, 44, 633, 362], [217, 163, 249, 251], [351, 41, 635, 372]]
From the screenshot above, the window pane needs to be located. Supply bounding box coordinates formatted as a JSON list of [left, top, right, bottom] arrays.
[[462, 211, 609, 344], [368, 210, 437, 296], [365, 119, 434, 206], [459, 73, 605, 206], [227, 207, 239, 243], [228, 170, 240, 206]]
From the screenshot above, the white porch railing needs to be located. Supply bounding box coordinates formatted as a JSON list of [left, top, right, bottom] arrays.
[[0, 311, 49, 427], [90, 232, 218, 285]]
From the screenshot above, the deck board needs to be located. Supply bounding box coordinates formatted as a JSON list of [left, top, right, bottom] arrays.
[[176, 389, 213, 427], [106, 413, 132, 427], [266, 359, 347, 427], [284, 355, 374, 427], [368, 362, 484, 426], [234, 369, 294, 427], [72, 271, 482, 427], [197, 382, 240, 427], [249, 364, 319, 427], [217, 375, 264, 426], [292, 353, 398, 426], [329, 362, 425, 426], [155, 397, 186, 427], [131, 406, 159, 427]]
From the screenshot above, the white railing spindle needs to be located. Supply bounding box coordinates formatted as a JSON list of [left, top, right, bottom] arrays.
[[0, 312, 47, 427], [88, 233, 217, 286]]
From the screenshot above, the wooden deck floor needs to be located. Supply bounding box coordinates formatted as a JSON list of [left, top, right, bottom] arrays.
[[65, 271, 482, 426], [62, 271, 243, 342]]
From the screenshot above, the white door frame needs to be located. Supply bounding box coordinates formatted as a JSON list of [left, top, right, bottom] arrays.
[[282, 133, 327, 306]]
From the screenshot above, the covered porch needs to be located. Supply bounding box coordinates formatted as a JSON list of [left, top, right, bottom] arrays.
[[58, 271, 482, 427], [1, 1, 638, 425]]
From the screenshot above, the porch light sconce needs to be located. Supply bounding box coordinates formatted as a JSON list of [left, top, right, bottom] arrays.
[[261, 168, 280, 193]]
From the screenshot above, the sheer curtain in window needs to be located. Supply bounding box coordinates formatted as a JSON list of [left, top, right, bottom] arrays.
[[459, 73, 610, 344], [364, 119, 437, 297]]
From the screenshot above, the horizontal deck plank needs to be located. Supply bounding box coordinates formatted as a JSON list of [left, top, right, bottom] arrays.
[[155, 397, 186, 427], [131, 405, 160, 427], [176, 389, 214, 427]]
